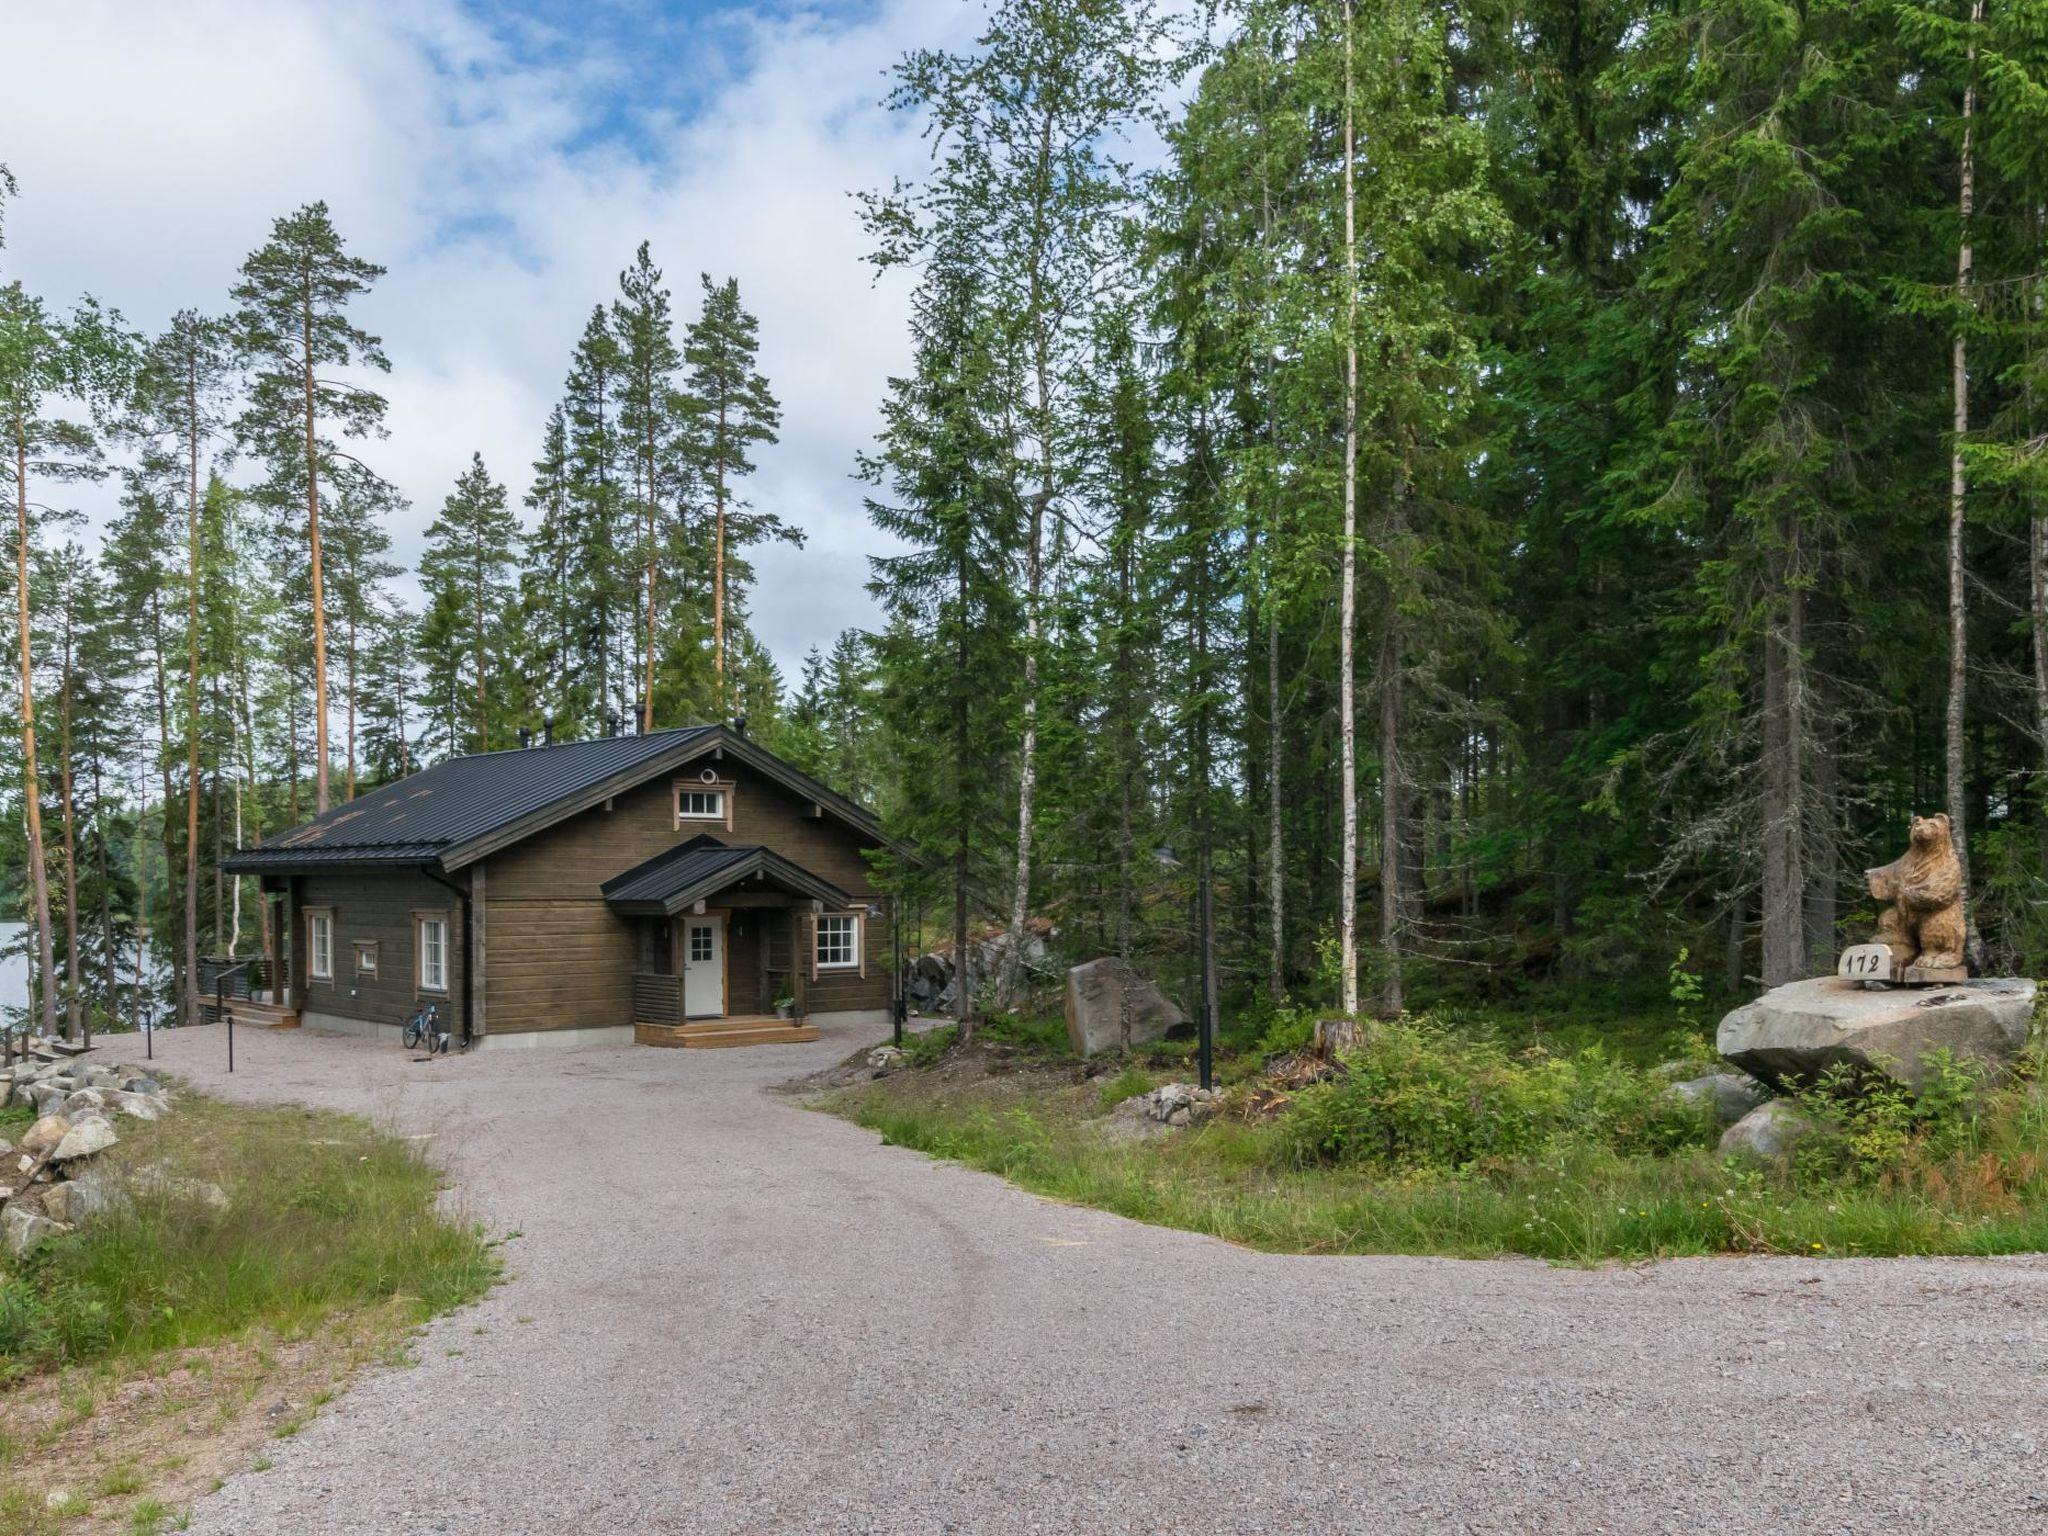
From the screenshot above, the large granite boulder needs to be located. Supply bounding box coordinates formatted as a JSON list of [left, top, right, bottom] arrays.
[[1064, 958, 1189, 1057], [1718, 1099, 1817, 1161], [1718, 975, 2036, 1092]]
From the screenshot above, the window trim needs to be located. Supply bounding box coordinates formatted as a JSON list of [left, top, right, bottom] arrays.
[[414, 911, 451, 994], [306, 907, 335, 984], [814, 911, 863, 974], [353, 939, 381, 978], [672, 778, 736, 831]]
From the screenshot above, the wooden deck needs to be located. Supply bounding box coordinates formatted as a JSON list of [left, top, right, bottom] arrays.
[[224, 998, 300, 1030], [633, 1014, 820, 1049]]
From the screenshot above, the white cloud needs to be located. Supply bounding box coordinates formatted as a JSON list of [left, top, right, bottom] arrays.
[[0, 0, 972, 680]]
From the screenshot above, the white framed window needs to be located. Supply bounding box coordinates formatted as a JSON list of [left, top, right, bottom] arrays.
[[673, 779, 735, 829], [688, 925, 715, 965], [417, 914, 449, 993], [354, 940, 380, 977], [307, 910, 334, 982], [815, 913, 861, 971]]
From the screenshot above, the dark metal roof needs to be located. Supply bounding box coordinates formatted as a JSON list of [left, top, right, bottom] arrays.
[[222, 727, 717, 874], [600, 834, 852, 916]]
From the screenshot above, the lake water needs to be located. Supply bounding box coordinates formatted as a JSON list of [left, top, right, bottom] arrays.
[[0, 921, 26, 1018]]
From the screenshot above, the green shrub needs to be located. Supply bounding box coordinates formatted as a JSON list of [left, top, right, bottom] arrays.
[[1790, 1050, 1993, 1181], [1277, 1018, 1708, 1173]]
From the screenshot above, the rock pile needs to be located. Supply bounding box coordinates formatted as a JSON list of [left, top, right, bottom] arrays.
[[901, 920, 1058, 1016], [0, 1045, 174, 1257], [1113, 1081, 1221, 1128]]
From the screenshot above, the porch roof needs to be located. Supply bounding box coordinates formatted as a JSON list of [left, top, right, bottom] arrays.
[[600, 834, 853, 918]]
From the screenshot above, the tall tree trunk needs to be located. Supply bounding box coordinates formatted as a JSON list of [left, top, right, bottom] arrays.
[[2034, 507, 2048, 864], [345, 601, 358, 799], [953, 559, 972, 1032], [1805, 666, 1839, 965], [1376, 499, 1406, 1019], [133, 760, 149, 1033], [58, 625, 80, 1040], [13, 431, 57, 1035], [642, 411, 658, 733], [92, 757, 112, 1043], [713, 395, 728, 708], [303, 296, 331, 814], [184, 365, 203, 1025], [1005, 438, 1050, 998], [1760, 537, 1808, 988], [1337, 0, 1360, 1020], [148, 583, 186, 1024], [1947, 4, 1981, 955], [1114, 525, 1135, 960], [1261, 602, 1285, 998]]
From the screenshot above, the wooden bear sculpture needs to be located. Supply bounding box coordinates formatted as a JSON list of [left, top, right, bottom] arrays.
[[1865, 812, 1968, 974]]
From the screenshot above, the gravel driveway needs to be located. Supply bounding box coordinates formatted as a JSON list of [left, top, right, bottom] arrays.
[[140, 1023, 2048, 1536]]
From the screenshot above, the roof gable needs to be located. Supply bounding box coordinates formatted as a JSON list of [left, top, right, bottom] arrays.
[[222, 726, 883, 875], [600, 834, 853, 916]]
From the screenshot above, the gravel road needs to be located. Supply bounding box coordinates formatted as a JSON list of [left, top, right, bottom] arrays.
[[140, 1023, 2048, 1536]]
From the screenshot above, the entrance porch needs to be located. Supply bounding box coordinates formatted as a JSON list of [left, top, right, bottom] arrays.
[[605, 835, 850, 1049]]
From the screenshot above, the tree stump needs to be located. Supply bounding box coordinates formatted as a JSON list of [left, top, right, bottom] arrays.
[[1313, 1018, 1361, 1060]]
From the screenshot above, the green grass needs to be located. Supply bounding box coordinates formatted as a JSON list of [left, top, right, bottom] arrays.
[[0, 1093, 500, 1379], [828, 1008, 2048, 1263]]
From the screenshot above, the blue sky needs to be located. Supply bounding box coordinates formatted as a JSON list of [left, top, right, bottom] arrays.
[[0, 0, 980, 678]]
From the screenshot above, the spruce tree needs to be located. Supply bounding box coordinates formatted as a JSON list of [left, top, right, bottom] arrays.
[[612, 244, 690, 731], [682, 275, 785, 708], [862, 236, 1023, 1028], [420, 452, 520, 755]]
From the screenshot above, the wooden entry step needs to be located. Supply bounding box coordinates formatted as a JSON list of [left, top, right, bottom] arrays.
[[224, 999, 300, 1030], [634, 1015, 821, 1049]]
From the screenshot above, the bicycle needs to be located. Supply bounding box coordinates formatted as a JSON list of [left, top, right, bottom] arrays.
[[402, 1000, 449, 1054]]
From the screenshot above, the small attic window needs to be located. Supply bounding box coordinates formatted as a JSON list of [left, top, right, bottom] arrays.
[[674, 779, 735, 829]]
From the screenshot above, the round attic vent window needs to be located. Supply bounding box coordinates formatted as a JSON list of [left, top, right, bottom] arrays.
[[699, 767, 719, 784]]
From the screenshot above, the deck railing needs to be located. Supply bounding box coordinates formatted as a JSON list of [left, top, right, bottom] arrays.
[[198, 955, 278, 1022], [631, 971, 684, 1026]]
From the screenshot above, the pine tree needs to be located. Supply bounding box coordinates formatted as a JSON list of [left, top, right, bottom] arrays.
[[231, 202, 391, 814], [131, 310, 234, 1024], [1, 240, 134, 1033]]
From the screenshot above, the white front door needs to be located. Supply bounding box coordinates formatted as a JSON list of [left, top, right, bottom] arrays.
[[681, 916, 725, 1018]]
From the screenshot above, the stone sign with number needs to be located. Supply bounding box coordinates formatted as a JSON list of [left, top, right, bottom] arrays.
[[1837, 943, 1896, 984]]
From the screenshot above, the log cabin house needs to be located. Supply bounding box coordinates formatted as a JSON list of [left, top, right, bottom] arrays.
[[217, 724, 895, 1049]]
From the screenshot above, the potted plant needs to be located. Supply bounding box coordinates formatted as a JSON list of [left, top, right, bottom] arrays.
[[773, 991, 796, 1021]]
